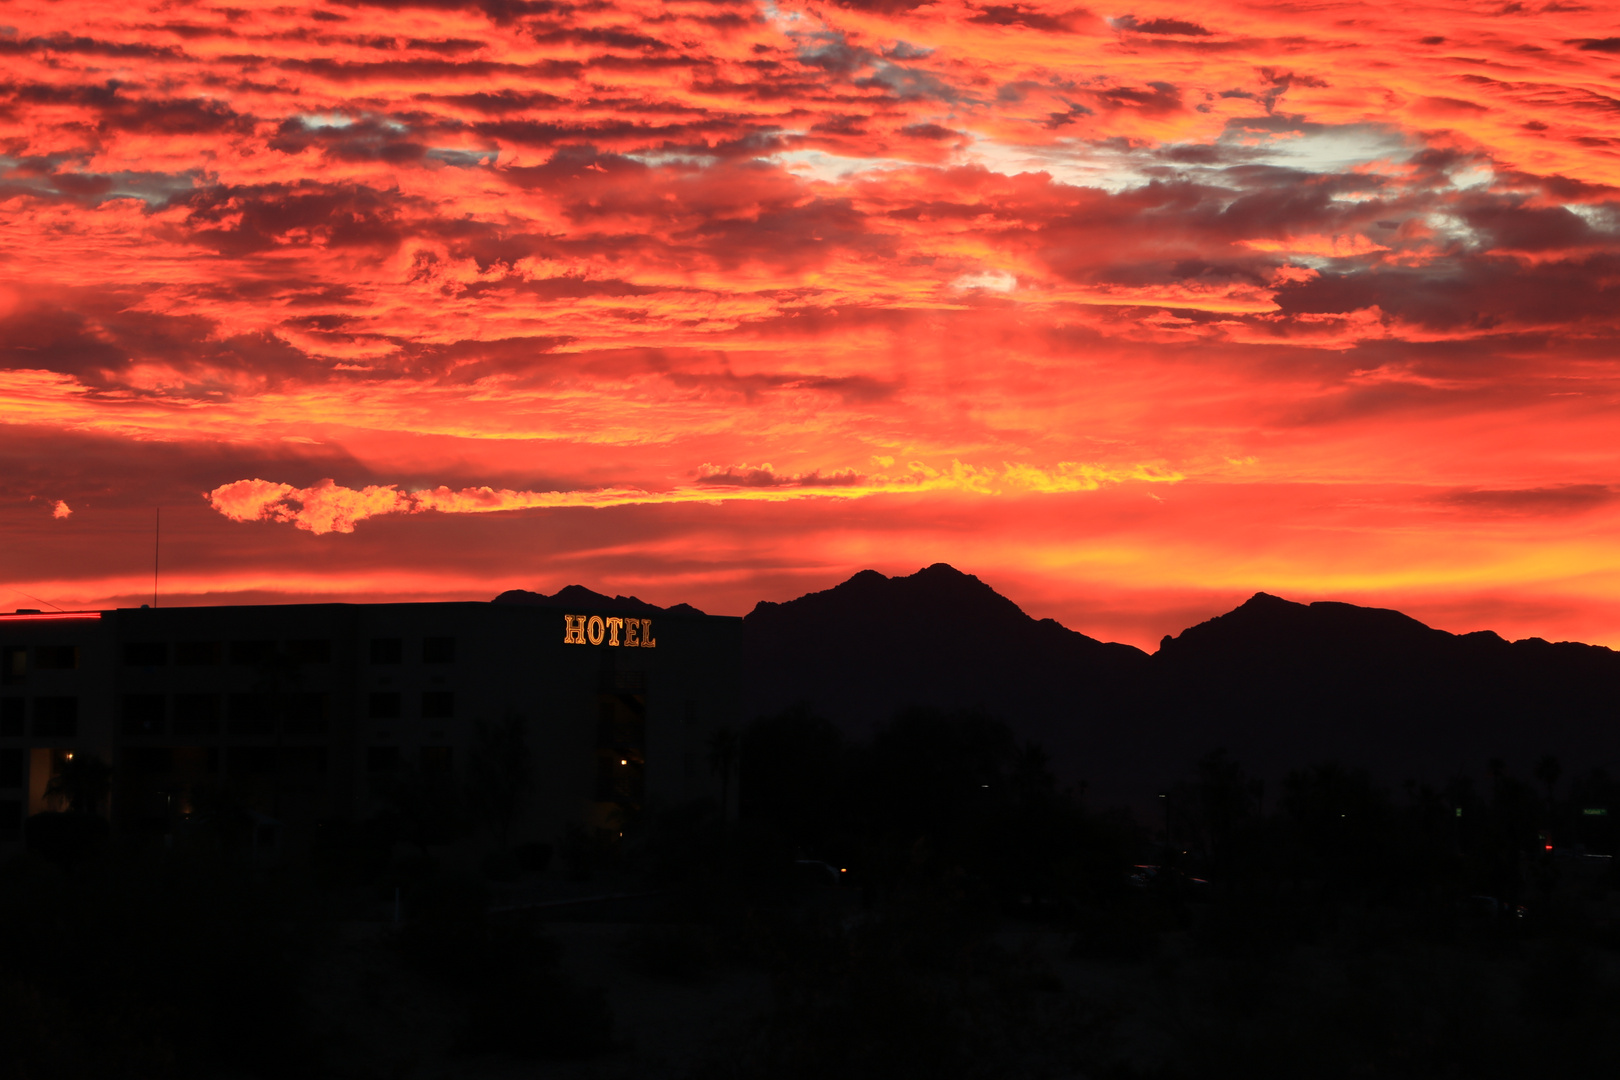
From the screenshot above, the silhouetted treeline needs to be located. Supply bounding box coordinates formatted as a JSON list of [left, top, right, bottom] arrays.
[[7, 700, 1620, 1080]]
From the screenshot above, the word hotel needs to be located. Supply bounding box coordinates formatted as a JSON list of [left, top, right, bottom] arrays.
[[563, 615, 656, 647]]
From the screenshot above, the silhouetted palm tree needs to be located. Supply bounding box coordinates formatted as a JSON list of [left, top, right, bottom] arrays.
[[708, 726, 738, 821], [1535, 755, 1562, 807], [467, 709, 533, 846], [45, 753, 113, 815]]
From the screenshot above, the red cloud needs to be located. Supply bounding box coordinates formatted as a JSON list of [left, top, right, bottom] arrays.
[[1, 0, 1620, 649]]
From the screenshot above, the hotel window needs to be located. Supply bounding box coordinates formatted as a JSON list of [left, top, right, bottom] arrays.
[[0, 748, 21, 788], [227, 694, 272, 736], [422, 691, 454, 719], [35, 645, 77, 670], [282, 747, 328, 776], [0, 698, 21, 737], [230, 747, 277, 777], [370, 638, 402, 664], [121, 693, 165, 736], [366, 746, 401, 774], [125, 747, 173, 776], [175, 641, 221, 666], [123, 642, 167, 667], [368, 692, 402, 720], [422, 637, 455, 664], [229, 640, 274, 666], [421, 746, 453, 779], [0, 800, 19, 842], [288, 639, 331, 664], [2, 647, 24, 685], [285, 693, 329, 735], [173, 693, 221, 737], [33, 696, 77, 737]]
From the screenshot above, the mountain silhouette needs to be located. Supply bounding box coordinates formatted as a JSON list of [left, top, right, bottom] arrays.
[[493, 584, 708, 616], [737, 568, 1620, 805], [740, 564, 1150, 798], [1145, 591, 1620, 797], [493, 568, 1620, 805]]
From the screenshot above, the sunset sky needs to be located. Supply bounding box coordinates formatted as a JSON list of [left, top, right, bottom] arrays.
[[4, 0, 1620, 648]]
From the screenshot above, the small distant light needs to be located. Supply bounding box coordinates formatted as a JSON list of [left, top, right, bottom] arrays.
[[1455, 807, 1463, 817], [1545, 844, 1554, 851], [840, 868, 847, 873], [64, 752, 73, 761], [1340, 814, 1346, 818], [620, 759, 627, 765], [981, 784, 988, 788]]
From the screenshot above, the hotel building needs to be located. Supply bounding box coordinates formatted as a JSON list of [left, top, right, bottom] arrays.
[[0, 592, 741, 854]]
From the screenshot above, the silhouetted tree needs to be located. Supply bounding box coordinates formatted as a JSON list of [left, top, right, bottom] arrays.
[[466, 709, 533, 847], [379, 764, 468, 857], [707, 725, 738, 821], [739, 706, 846, 852], [44, 752, 112, 815], [1534, 755, 1562, 808]]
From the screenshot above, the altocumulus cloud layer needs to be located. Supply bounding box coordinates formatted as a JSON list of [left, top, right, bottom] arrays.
[[4, 0, 1620, 646]]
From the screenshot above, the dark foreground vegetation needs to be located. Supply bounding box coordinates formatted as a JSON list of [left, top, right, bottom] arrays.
[[7, 706, 1620, 1079]]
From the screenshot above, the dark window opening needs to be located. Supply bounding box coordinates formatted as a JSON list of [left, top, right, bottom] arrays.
[[422, 637, 455, 664], [287, 639, 331, 664], [175, 641, 221, 666], [229, 640, 274, 666], [368, 692, 402, 720], [282, 746, 328, 775], [123, 642, 167, 667], [366, 746, 401, 774], [227, 694, 272, 736], [285, 693, 329, 735], [173, 694, 221, 737], [2, 647, 24, 685], [121, 693, 165, 737], [369, 637, 402, 664], [422, 691, 454, 719], [0, 800, 19, 841], [229, 747, 277, 778], [0, 698, 22, 738], [0, 748, 21, 788], [125, 747, 173, 775], [33, 696, 77, 737], [421, 745, 453, 779], [36, 646, 77, 670]]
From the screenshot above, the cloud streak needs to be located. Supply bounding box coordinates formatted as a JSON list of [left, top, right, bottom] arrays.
[[207, 460, 1184, 533]]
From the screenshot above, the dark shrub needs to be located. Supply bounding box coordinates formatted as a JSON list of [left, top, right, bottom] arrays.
[[23, 812, 109, 868]]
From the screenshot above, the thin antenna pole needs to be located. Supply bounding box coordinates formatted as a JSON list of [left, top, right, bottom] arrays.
[[153, 507, 160, 609]]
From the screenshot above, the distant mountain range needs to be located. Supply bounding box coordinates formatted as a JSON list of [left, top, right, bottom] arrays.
[[499, 566, 1620, 806]]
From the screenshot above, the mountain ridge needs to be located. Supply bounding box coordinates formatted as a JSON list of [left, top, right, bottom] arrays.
[[495, 566, 1620, 805]]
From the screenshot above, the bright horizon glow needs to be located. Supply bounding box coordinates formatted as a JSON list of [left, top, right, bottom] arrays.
[[4, 1, 1620, 652]]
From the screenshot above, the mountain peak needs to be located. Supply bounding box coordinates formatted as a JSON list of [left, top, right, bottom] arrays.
[[491, 585, 705, 616]]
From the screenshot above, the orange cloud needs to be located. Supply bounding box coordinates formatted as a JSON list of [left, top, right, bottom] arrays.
[[206, 460, 1185, 533], [1, 0, 1620, 648]]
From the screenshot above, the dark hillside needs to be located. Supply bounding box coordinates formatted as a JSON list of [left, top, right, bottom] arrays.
[[740, 571, 1620, 805], [1146, 592, 1620, 792], [740, 564, 1151, 800], [493, 585, 707, 616]]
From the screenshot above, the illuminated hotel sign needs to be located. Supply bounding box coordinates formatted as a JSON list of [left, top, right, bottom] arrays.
[[563, 614, 656, 648]]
